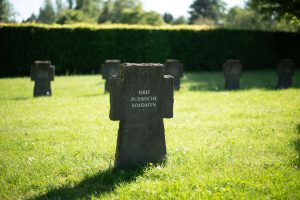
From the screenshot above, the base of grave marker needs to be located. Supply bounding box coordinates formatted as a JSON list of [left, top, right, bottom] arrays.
[[225, 78, 240, 90], [174, 78, 180, 90], [115, 119, 166, 169], [34, 82, 52, 97], [278, 74, 293, 89], [105, 80, 110, 93]]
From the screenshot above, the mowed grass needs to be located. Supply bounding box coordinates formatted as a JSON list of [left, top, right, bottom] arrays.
[[0, 71, 300, 199]]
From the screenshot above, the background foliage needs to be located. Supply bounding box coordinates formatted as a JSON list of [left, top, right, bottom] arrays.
[[0, 0, 16, 22], [248, 0, 300, 19], [0, 24, 299, 77], [2, 0, 298, 32]]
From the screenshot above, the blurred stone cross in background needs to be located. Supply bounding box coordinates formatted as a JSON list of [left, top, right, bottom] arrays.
[[30, 61, 55, 97], [223, 59, 242, 90], [101, 59, 121, 92], [109, 63, 174, 169], [277, 59, 295, 89], [164, 59, 184, 90]]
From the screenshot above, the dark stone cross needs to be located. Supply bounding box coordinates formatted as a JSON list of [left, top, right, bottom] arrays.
[[223, 59, 242, 90], [277, 59, 295, 89], [102, 60, 121, 92], [164, 59, 183, 90], [109, 63, 174, 170], [30, 61, 55, 97]]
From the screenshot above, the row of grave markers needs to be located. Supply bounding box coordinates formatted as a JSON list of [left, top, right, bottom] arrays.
[[30, 60, 296, 169], [30, 59, 296, 97], [102, 58, 296, 92], [30, 61, 174, 169], [102, 59, 184, 92], [223, 59, 295, 90]]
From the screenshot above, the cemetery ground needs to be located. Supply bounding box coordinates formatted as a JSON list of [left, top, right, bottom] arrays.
[[0, 71, 300, 199]]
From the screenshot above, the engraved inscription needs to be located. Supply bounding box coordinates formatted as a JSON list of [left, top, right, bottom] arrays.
[[131, 90, 157, 108]]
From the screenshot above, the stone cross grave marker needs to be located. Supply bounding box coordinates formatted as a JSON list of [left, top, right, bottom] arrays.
[[164, 59, 183, 90], [109, 63, 174, 169], [277, 59, 295, 88], [31, 61, 55, 97], [223, 59, 242, 90], [102, 60, 121, 92]]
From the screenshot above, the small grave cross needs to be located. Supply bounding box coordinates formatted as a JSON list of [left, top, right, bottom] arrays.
[[223, 59, 242, 90], [277, 59, 295, 89], [102, 60, 121, 92], [165, 59, 183, 90], [109, 63, 174, 169], [30, 61, 55, 97]]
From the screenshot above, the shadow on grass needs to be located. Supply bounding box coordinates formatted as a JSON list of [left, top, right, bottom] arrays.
[[32, 167, 145, 200], [1, 97, 30, 101], [0, 96, 30, 101], [80, 93, 104, 98], [183, 71, 300, 91], [14, 97, 30, 101]]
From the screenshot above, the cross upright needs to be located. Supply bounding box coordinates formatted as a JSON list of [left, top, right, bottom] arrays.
[[109, 63, 174, 170], [223, 59, 242, 90], [164, 59, 184, 90], [102, 59, 121, 92], [31, 61, 55, 97], [277, 59, 295, 89]]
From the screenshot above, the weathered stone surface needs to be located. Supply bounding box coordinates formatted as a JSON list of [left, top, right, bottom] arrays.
[[109, 63, 174, 170], [277, 59, 295, 89], [223, 59, 242, 90], [164, 59, 183, 90], [30, 61, 55, 97], [102, 60, 121, 92]]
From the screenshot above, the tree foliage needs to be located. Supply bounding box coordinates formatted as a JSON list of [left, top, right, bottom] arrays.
[[55, 0, 102, 23], [224, 6, 299, 32], [37, 0, 56, 24], [249, 0, 300, 19], [139, 11, 164, 25], [0, 0, 16, 22], [163, 13, 187, 25], [29, 0, 298, 30], [31, 0, 164, 25], [24, 13, 37, 23], [56, 0, 64, 15], [75, 0, 101, 19], [97, 0, 164, 25], [173, 16, 188, 25], [163, 13, 173, 24], [188, 0, 226, 24], [56, 9, 87, 24]]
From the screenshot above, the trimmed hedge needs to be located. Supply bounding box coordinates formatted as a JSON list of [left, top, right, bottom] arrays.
[[0, 24, 299, 77]]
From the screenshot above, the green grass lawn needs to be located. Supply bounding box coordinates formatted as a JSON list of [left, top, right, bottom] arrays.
[[0, 71, 300, 199]]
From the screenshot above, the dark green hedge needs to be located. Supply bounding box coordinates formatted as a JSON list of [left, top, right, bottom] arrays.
[[0, 24, 299, 77]]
